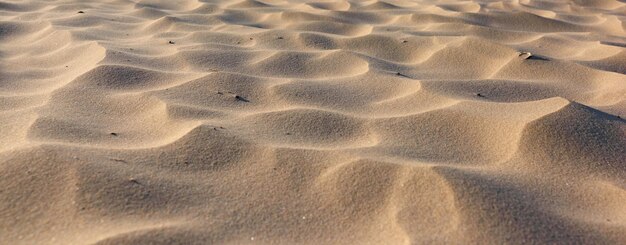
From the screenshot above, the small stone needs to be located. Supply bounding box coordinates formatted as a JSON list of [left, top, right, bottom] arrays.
[[168, 40, 175, 44], [235, 95, 249, 102], [402, 40, 408, 43], [77, 11, 84, 14], [518, 52, 533, 59], [277, 36, 284, 40], [476, 93, 485, 98], [129, 178, 140, 184], [110, 132, 118, 136], [396, 72, 409, 78]]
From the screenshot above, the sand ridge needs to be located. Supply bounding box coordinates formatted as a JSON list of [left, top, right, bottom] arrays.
[[1, 0, 625, 244]]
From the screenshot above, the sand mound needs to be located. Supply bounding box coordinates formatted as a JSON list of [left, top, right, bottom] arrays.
[[1, 0, 625, 244]]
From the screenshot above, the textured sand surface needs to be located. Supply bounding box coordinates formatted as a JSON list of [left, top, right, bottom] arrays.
[[1, 0, 626, 244]]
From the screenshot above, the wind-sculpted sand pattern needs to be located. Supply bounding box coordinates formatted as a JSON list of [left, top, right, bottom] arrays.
[[1, 0, 625, 244]]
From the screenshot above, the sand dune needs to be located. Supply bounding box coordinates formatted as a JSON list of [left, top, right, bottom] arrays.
[[1, 0, 625, 244]]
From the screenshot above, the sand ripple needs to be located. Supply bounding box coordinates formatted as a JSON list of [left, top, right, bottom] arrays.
[[1, 0, 625, 244]]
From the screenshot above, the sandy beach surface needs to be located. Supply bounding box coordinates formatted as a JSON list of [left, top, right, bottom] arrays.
[[1, 0, 625, 244]]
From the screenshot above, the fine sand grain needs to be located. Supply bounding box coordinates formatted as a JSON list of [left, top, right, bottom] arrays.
[[1, 0, 625, 244]]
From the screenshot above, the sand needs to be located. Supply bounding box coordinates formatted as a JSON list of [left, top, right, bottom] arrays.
[[1, 0, 625, 244]]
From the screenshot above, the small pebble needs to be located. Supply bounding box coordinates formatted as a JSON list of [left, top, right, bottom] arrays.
[[168, 40, 175, 44], [110, 132, 118, 136], [235, 95, 249, 102], [518, 51, 534, 59], [476, 93, 485, 97], [77, 11, 84, 14], [396, 72, 409, 78]]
